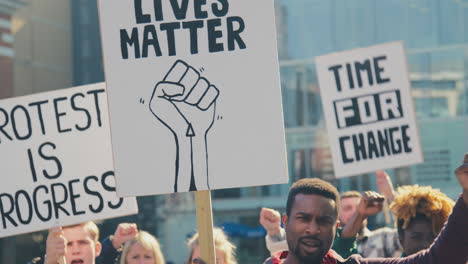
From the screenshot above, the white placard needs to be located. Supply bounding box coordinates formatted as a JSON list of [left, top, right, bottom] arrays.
[[0, 83, 138, 238], [98, 0, 288, 196], [316, 42, 423, 178]]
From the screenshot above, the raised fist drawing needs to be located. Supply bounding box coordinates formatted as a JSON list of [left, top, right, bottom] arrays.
[[149, 60, 219, 192]]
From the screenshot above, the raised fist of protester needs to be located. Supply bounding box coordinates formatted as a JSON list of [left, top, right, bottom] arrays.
[[150, 60, 219, 139], [112, 223, 138, 250], [376, 170, 395, 202], [358, 191, 385, 217], [45, 227, 66, 264], [455, 153, 468, 204], [259, 208, 282, 236]]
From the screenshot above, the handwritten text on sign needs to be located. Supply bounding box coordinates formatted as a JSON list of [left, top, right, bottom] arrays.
[[120, 0, 246, 59], [0, 83, 137, 238], [316, 42, 423, 178]]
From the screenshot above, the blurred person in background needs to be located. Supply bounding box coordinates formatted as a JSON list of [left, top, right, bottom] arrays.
[[187, 227, 237, 264], [120, 230, 165, 264]]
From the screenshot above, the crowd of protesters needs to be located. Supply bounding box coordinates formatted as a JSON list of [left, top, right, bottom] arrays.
[[28, 154, 468, 264]]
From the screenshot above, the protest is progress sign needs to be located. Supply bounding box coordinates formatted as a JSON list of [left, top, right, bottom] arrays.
[[0, 83, 138, 238], [98, 0, 288, 196], [316, 42, 423, 178]]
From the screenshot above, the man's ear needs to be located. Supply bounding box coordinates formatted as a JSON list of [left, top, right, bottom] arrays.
[[282, 214, 288, 227], [335, 220, 340, 229], [95, 241, 102, 257]]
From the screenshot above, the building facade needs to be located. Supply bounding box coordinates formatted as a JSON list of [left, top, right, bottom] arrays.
[[3, 0, 468, 263]]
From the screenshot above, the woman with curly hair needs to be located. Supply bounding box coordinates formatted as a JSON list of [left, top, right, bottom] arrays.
[[390, 185, 455, 256]]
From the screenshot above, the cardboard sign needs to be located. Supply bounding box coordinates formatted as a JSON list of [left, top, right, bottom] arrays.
[[0, 83, 138, 238], [316, 42, 423, 178], [98, 0, 288, 196]]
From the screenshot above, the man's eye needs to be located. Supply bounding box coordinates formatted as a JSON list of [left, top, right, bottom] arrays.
[[144, 255, 153, 259]]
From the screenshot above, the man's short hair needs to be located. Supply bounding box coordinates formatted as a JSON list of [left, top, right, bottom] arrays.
[[286, 178, 340, 217], [340, 191, 362, 200], [64, 221, 100, 243]]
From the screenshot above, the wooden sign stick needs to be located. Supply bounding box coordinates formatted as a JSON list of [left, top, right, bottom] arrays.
[[195, 190, 216, 264]]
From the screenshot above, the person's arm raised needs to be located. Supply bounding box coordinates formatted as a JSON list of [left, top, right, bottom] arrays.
[[341, 191, 384, 238]]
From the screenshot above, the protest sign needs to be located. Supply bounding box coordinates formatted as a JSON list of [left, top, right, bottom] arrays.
[[98, 0, 288, 196], [0, 83, 138, 238], [316, 41, 423, 178]]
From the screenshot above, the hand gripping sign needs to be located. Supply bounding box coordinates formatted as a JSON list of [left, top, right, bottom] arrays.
[[150, 60, 219, 193]]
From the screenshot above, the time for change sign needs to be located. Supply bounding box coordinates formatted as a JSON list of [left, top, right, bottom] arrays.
[[98, 0, 288, 196], [0, 83, 138, 238], [316, 42, 423, 178]]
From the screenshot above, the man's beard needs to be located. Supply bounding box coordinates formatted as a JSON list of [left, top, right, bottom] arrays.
[[291, 236, 325, 264]]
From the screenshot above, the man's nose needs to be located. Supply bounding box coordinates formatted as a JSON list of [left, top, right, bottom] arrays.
[[305, 220, 320, 235], [70, 244, 81, 254]]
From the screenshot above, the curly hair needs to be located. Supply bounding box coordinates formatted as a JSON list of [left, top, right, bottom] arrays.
[[390, 185, 454, 235]]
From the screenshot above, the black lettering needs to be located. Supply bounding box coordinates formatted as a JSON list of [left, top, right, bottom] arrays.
[[183, 20, 204, 54], [134, 0, 151, 24], [226, 17, 246, 51], [328, 65, 343, 92], [71, 93, 91, 131], [346, 63, 354, 89], [87, 89, 105, 127], [84, 176, 104, 213], [160, 22, 181, 56], [388, 126, 402, 154], [38, 142, 62, 180], [33, 185, 52, 221], [142, 25, 163, 58], [14, 190, 33, 225], [207, 19, 223, 52], [0, 107, 12, 143], [27, 148, 38, 182], [354, 59, 373, 87], [352, 133, 367, 161], [0, 193, 17, 229], [51, 183, 70, 218], [11, 105, 32, 140], [53, 97, 71, 133], [374, 56, 390, 84], [367, 131, 379, 159], [194, 0, 208, 19], [101, 171, 124, 209], [28, 100, 48, 135], [377, 129, 390, 157], [339, 136, 353, 164], [153, 0, 164, 21], [401, 125, 412, 153], [169, 0, 189, 20], [212, 0, 229, 17], [68, 179, 85, 216], [120, 28, 141, 59]]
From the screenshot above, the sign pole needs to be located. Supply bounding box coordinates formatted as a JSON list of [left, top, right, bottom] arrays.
[[195, 190, 216, 264]]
